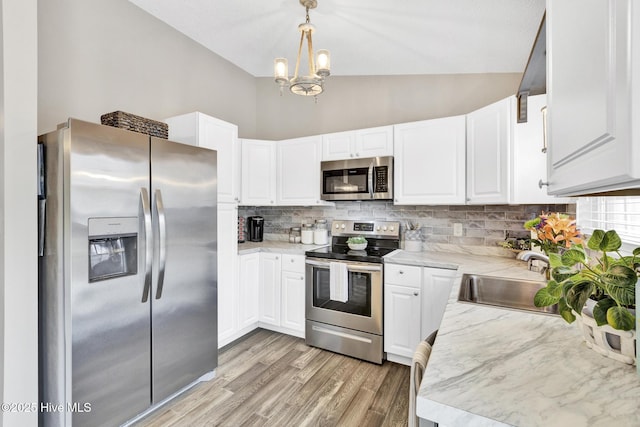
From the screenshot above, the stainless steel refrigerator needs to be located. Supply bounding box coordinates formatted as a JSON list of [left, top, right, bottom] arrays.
[[38, 119, 218, 426]]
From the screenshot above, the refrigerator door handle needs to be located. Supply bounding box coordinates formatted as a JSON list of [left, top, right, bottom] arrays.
[[140, 188, 153, 302], [154, 189, 167, 300]]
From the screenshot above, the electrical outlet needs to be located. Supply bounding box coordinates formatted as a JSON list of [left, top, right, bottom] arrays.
[[453, 223, 463, 237]]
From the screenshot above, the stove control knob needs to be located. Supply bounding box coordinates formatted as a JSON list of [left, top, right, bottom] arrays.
[[390, 226, 395, 231], [335, 223, 340, 229], [383, 226, 388, 231], [341, 224, 346, 229], [376, 226, 381, 231]]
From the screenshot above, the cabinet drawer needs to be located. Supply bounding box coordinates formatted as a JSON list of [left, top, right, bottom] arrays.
[[282, 254, 305, 274], [384, 264, 421, 288]]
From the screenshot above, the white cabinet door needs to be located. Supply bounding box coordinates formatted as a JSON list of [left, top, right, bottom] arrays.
[[394, 116, 466, 205], [259, 253, 281, 326], [199, 115, 240, 203], [277, 136, 323, 206], [281, 254, 305, 335], [241, 139, 277, 206], [546, 0, 639, 196], [165, 112, 240, 203], [238, 252, 259, 330], [421, 267, 457, 339], [217, 203, 238, 347], [511, 95, 572, 204], [281, 270, 305, 334], [355, 126, 393, 158], [322, 130, 355, 161], [466, 97, 511, 204], [322, 126, 393, 161], [384, 284, 421, 358]]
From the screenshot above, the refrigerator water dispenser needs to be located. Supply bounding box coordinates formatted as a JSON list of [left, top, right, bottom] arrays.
[[88, 217, 138, 282]]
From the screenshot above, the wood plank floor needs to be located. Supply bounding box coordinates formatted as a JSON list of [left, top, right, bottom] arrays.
[[135, 329, 410, 427]]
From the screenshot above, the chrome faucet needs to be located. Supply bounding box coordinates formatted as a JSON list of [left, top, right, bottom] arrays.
[[517, 250, 550, 275]]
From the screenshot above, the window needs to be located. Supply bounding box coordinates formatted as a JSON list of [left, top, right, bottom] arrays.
[[577, 196, 640, 248]]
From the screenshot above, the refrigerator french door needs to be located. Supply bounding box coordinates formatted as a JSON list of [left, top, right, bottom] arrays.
[[39, 119, 217, 427]]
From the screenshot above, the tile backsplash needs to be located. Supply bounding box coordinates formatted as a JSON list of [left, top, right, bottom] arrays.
[[239, 202, 575, 249]]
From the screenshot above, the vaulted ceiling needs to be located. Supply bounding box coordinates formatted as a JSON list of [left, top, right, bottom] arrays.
[[128, 0, 545, 78]]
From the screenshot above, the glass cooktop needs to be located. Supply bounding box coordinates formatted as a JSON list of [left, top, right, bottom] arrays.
[[305, 243, 398, 264]]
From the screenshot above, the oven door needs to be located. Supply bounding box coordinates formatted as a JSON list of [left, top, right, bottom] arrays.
[[305, 257, 382, 335]]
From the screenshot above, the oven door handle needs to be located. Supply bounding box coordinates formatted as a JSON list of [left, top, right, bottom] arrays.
[[305, 259, 383, 272]]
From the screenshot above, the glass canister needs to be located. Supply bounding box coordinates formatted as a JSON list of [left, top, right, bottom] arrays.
[[313, 219, 328, 245], [289, 227, 301, 243], [301, 223, 314, 244]]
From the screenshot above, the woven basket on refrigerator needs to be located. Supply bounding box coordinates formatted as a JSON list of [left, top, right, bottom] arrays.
[[100, 111, 168, 139]]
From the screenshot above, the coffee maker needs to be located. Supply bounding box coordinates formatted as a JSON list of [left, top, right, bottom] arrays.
[[248, 216, 264, 242]]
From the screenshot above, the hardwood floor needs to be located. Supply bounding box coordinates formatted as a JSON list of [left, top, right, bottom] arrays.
[[135, 329, 410, 427]]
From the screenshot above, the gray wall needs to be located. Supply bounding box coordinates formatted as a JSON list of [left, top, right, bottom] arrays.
[[38, 0, 257, 137], [255, 73, 522, 140], [1, 0, 38, 425]]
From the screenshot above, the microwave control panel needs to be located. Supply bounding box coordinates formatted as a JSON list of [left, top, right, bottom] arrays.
[[374, 166, 388, 192]]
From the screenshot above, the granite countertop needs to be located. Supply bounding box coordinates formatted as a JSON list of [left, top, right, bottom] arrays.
[[237, 240, 328, 255], [399, 251, 640, 427]]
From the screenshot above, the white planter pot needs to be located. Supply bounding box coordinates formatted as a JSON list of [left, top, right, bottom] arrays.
[[574, 300, 636, 365]]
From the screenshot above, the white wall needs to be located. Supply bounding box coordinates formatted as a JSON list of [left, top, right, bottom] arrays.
[[0, 0, 38, 426]]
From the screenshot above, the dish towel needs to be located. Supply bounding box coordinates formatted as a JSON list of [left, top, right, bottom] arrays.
[[409, 331, 439, 427], [329, 262, 349, 303]]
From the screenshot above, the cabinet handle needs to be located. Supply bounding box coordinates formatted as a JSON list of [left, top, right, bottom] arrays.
[[275, 256, 279, 260], [538, 179, 549, 189], [350, 153, 354, 158], [271, 200, 274, 204], [399, 271, 404, 274], [413, 292, 419, 296], [300, 276, 304, 280], [355, 152, 360, 157], [290, 259, 295, 263]]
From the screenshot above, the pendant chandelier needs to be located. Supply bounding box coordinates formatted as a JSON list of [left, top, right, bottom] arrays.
[[274, 0, 331, 97]]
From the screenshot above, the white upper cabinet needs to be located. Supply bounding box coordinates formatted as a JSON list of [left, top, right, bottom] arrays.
[[322, 126, 393, 161], [240, 139, 277, 206], [165, 112, 240, 203], [466, 97, 512, 204], [393, 116, 466, 205], [546, 0, 640, 196], [511, 95, 573, 204], [277, 136, 324, 206]]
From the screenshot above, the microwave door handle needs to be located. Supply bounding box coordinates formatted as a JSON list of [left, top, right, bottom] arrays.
[[140, 188, 152, 303], [368, 161, 374, 198]]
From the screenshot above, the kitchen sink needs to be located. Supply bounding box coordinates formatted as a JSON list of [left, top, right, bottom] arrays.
[[458, 274, 559, 315]]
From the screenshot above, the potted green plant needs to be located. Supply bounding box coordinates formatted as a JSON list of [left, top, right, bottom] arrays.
[[533, 229, 638, 364]]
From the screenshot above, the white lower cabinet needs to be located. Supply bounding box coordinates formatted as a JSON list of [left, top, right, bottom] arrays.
[[258, 253, 306, 338], [384, 263, 457, 365], [280, 255, 306, 335], [219, 251, 259, 349], [217, 203, 239, 348], [238, 252, 259, 330], [421, 267, 458, 340], [384, 284, 422, 358], [259, 253, 282, 326]]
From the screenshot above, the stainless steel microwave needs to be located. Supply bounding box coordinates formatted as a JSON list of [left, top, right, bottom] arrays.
[[320, 156, 393, 201]]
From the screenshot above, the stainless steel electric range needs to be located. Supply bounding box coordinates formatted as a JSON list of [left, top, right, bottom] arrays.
[[305, 219, 400, 364]]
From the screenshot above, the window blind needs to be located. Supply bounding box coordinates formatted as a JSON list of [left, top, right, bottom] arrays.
[[577, 196, 640, 246]]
